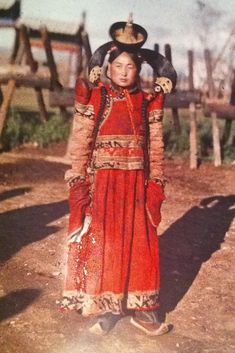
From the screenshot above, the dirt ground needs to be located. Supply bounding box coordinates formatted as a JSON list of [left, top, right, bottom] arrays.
[[0, 143, 235, 353]]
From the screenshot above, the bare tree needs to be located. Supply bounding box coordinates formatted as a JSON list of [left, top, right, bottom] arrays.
[[192, 1, 235, 96]]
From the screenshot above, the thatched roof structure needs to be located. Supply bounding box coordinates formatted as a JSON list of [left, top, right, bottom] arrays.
[[16, 16, 83, 44], [0, 0, 20, 20]]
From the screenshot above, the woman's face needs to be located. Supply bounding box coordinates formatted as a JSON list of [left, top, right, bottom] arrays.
[[108, 52, 138, 88]]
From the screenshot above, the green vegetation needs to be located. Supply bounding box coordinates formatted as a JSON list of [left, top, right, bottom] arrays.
[[0, 108, 234, 162], [163, 109, 234, 162], [1, 109, 70, 150]]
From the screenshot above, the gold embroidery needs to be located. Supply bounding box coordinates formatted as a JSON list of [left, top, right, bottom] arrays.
[[74, 102, 94, 120], [61, 290, 159, 315], [148, 109, 163, 123], [95, 135, 144, 149], [148, 112, 165, 180], [92, 135, 144, 170]]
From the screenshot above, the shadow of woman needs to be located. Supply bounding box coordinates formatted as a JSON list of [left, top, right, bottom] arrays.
[[0, 288, 41, 322], [0, 199, 68, 262], [159, 194, 235, 319]]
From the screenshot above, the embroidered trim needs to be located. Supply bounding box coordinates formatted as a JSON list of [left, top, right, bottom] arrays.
[[148, 111, 165, 180], [148, 109, 163, 123], [67, 175, 86, 188], [91, 134, 144, 170], [92, 159, 144, 170], [74, 102, 94, 120], [95, 135, 144, 150], [61, 290, 159, 316]]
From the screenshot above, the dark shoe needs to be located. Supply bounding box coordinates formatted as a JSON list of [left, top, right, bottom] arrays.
[[89, 313, 121, 335]]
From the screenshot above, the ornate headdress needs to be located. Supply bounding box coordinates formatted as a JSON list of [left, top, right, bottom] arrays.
[[88, 15, 177, 93]]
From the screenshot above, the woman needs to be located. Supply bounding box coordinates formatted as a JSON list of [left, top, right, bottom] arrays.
[[61, 18, 176, 336]]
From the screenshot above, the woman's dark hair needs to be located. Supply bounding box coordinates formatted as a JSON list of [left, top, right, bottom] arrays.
[[108, 48, 143, 73]]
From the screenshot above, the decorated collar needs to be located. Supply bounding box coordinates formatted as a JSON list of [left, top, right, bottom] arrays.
[[108, 84, 139, 99]]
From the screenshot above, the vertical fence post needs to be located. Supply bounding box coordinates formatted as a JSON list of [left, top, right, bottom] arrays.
[[164, 44, 181, 135], [204, 49, 221, 167], [188, 50, 198, 169], [189, 102, 198, 169]]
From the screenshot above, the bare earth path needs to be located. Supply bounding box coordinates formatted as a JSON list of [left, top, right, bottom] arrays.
[[0, 145, 235, 353]]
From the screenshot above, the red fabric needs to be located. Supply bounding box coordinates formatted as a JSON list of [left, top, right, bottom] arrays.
[[99, 88, 144, 136], [68, 180, 91, 236], [63, 87, 164, 315], [75, 78, 91, 105], [147, 92, 165, 111], [146, 180, 165, 228], [65, 170, 160, 303]]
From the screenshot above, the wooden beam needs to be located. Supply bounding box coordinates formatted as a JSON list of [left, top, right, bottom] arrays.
[[0, 74, 51, 89], [165, 90, 201, 108], [204, 103, 235, 120], [49, 88, 74, 107]]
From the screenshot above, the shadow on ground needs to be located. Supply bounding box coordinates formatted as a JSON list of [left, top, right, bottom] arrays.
[[159, 194, 235, 319], [0, 289, 41, 322], [0, 159, 67, 184], [0, 191, 68, 262], [0, 187, 32, 202]]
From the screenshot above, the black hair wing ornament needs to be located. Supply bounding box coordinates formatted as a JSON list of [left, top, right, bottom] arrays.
[[88, 41, 113, 84], [140, 49, 177, 93]]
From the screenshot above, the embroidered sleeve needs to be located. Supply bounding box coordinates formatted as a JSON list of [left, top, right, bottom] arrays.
[[65, 90, 99, 186], [148, 93, 165, 183]]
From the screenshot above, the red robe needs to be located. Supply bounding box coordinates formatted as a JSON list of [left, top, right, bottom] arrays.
[[61, 85, 165, 316]]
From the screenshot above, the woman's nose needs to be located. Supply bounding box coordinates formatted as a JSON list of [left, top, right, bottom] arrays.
[[121, 67, 127, 76]]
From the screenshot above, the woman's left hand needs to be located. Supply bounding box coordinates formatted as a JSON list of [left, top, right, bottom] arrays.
[[146, 180, 165, 228]]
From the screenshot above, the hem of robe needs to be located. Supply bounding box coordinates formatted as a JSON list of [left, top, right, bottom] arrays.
[[60, 289, 160, 316]]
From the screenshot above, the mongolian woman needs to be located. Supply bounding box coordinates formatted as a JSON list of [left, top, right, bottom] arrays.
[[61, 17, 177, 336]]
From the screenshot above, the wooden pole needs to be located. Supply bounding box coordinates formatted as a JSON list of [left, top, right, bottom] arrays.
[[20, 25, 38, 73], [212, 112, 222, 166], [10, 27, 20, 64], [222, 69, 235, 145], [188, 50, 194, 91], [204, 49, 221, 166], [76, 45, 83, 78], [0, 80, 16, 135], [165, 44, 181, 135], [35, 88, 48, 122], [204, 49, 215, 96], [0, 32, 26, 136], [189, 102, 198, 169], [0, 86, 3, 105], [188, 50, 198, 169], [40, 26, 61, 90]]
